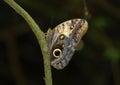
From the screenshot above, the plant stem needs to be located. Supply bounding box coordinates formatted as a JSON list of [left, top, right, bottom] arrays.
[[3, 0, 53, 85]]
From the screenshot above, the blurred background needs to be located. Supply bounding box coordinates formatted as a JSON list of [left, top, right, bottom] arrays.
[[0, 0, 120, 85]]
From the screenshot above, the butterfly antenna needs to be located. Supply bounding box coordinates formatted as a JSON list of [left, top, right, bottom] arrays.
[[83, 0, 90, 20], [50, 16, 54, 29]]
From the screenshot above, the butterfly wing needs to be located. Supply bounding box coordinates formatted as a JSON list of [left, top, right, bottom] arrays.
[[46, 19, 88, 69]]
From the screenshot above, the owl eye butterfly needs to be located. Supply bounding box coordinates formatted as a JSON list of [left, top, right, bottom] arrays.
[[45, 19, 88, 70]]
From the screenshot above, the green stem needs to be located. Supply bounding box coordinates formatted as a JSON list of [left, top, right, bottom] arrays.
[[3, 0, 53, 85]]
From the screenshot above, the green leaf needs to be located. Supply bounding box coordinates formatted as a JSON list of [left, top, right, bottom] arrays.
[[104, 48, 120, 62], [93, 17, 108, 30]]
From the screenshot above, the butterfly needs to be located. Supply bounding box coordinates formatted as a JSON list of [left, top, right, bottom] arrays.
[[45, 19, 88, 70]]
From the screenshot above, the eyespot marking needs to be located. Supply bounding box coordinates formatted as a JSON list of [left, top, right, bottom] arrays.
[[59, 34, 65, 40], [53, 48, 62, 58]]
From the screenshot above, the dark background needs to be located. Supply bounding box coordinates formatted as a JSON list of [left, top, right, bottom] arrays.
[[0, 0, 120, 85]]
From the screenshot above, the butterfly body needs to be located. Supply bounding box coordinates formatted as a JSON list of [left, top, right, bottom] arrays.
[[46, 19, 88, 69]]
